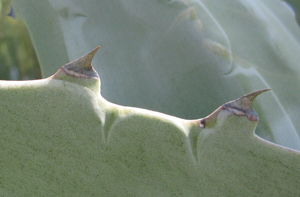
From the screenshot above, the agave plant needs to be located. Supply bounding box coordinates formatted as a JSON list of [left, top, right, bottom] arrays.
[[1, 48, 299, 196], [10, 0, 300, 150], [1, 0, 300, 195]]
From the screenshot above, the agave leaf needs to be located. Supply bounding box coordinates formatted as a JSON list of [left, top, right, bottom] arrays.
[[0, 49, 299, 196], [12, 0, 300, 150]]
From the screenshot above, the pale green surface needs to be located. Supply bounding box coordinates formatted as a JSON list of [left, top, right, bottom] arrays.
[[0, 64, 300, 195], [11, 0, 300, 150]]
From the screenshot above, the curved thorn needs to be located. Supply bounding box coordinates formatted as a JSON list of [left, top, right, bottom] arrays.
[[224, 89, 271, 112], [198, 89, 271, 128], [60, 46, 100, 79]]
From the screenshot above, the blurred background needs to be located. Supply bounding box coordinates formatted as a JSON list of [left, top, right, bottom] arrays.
[[0, 0, 41, 80], [0, 0, 299, 80]]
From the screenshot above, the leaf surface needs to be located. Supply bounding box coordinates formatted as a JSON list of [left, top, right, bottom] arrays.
[[1, 50, 299, 196], [12, 0, 300, 150]]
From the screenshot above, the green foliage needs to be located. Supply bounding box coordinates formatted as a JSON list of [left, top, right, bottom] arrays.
[[1, 51, 299, 196], [11, 0, 300, 150], [2, 0, 300, 195], [0, 0, 40, 80]]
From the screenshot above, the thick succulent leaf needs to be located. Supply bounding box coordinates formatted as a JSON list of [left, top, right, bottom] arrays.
[[12, 0, 300, 150], [1, 50, 299, 196]]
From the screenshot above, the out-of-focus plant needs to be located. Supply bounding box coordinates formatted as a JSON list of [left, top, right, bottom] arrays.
[[285, 0, 300, 25], [0, 0, 40, 80]]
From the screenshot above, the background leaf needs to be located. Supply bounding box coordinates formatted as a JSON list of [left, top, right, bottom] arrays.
[[11, 0, 300, 150], [285, 0, 300, 25], [0, 0, 41, 80]]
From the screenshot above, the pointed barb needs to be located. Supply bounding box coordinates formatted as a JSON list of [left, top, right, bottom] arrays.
[[224, 89, 271, 111], [60, 46, 100, 79], [198, 89, 271, 128], [73, 46, 100, 69], [222, 89, 271, 121]]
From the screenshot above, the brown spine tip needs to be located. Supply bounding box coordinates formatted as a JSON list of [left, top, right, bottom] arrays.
[[60, 46, 100, 79], [222, 89, 271, 121], [198, 89, 271, 128]]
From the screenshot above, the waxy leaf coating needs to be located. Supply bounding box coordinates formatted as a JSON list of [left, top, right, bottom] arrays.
[[0, 48, 299, 196]]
